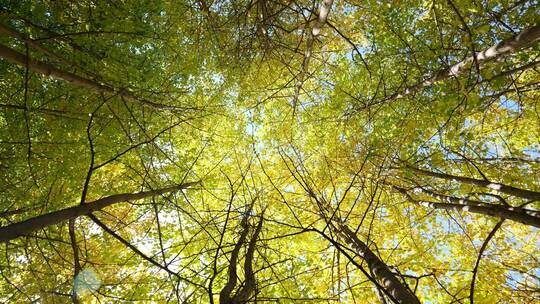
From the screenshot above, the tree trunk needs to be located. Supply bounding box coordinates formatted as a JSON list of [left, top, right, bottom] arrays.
[[0, 23, 95, 78], [232, 214, 264, 303], [419, 200, 539, 228], [311, 189, 419, 303], [0, 182, 199, 242], [335, 223, 421, 304], [292, 0, 334, 111], [395, 185, 540, 227], [219, 216, 250, 304], [409, 166, 540, 201], [380, 25, 540, 104], [0, 43, 180, 110]]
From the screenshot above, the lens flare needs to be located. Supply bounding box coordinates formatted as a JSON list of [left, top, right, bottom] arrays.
[[73, 268, 101, 296]]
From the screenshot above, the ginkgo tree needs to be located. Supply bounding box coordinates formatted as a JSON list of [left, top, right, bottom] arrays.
[[0, 0, 539, 303]]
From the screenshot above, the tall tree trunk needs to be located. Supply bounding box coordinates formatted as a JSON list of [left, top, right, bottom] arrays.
[[0, 182, 199, 242], [219, 215, 250, 304], [409, 166, 540, 201], [219, 212, 264, 304], [333, 223, 421, 304], [419, 199, 539, 228], [0, 43, 180, 110], [378, 25, 540, 104], [394, 186, 540, 227], [289, 162, 419, 303], [232, 214, 264, 303], [0, 23, 96, 79], [292, 0, 334, 112]]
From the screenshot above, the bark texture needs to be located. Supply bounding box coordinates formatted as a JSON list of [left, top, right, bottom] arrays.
[[219, 216, 250, 304], [395, 186, 540, 227], [423, 189, 539, 226], [333, 223, 421, 304], [293, 0, 334, 111], [409, 166, 540, 201], [420, 200, 539, 228], [219, 213, 264, 304], [0, 182, 199, 242], [0, 43, 180, 110], [379, 25, 540, 104]]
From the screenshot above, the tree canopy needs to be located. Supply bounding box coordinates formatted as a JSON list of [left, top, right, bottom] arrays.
[[0, 0, 539, 303]]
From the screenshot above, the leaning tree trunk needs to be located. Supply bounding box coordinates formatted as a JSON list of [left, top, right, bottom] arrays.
[[418, 198, 540, 228], [0, 182, 199, 242], [408, 166, 540, 201], [304, 183, 420, 303], [287, 157, 420, 303], [394, 186, 540, 228], [0, 43, 179, 110], [332, 222, 421, 304], [377, 25, 540, 104]]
